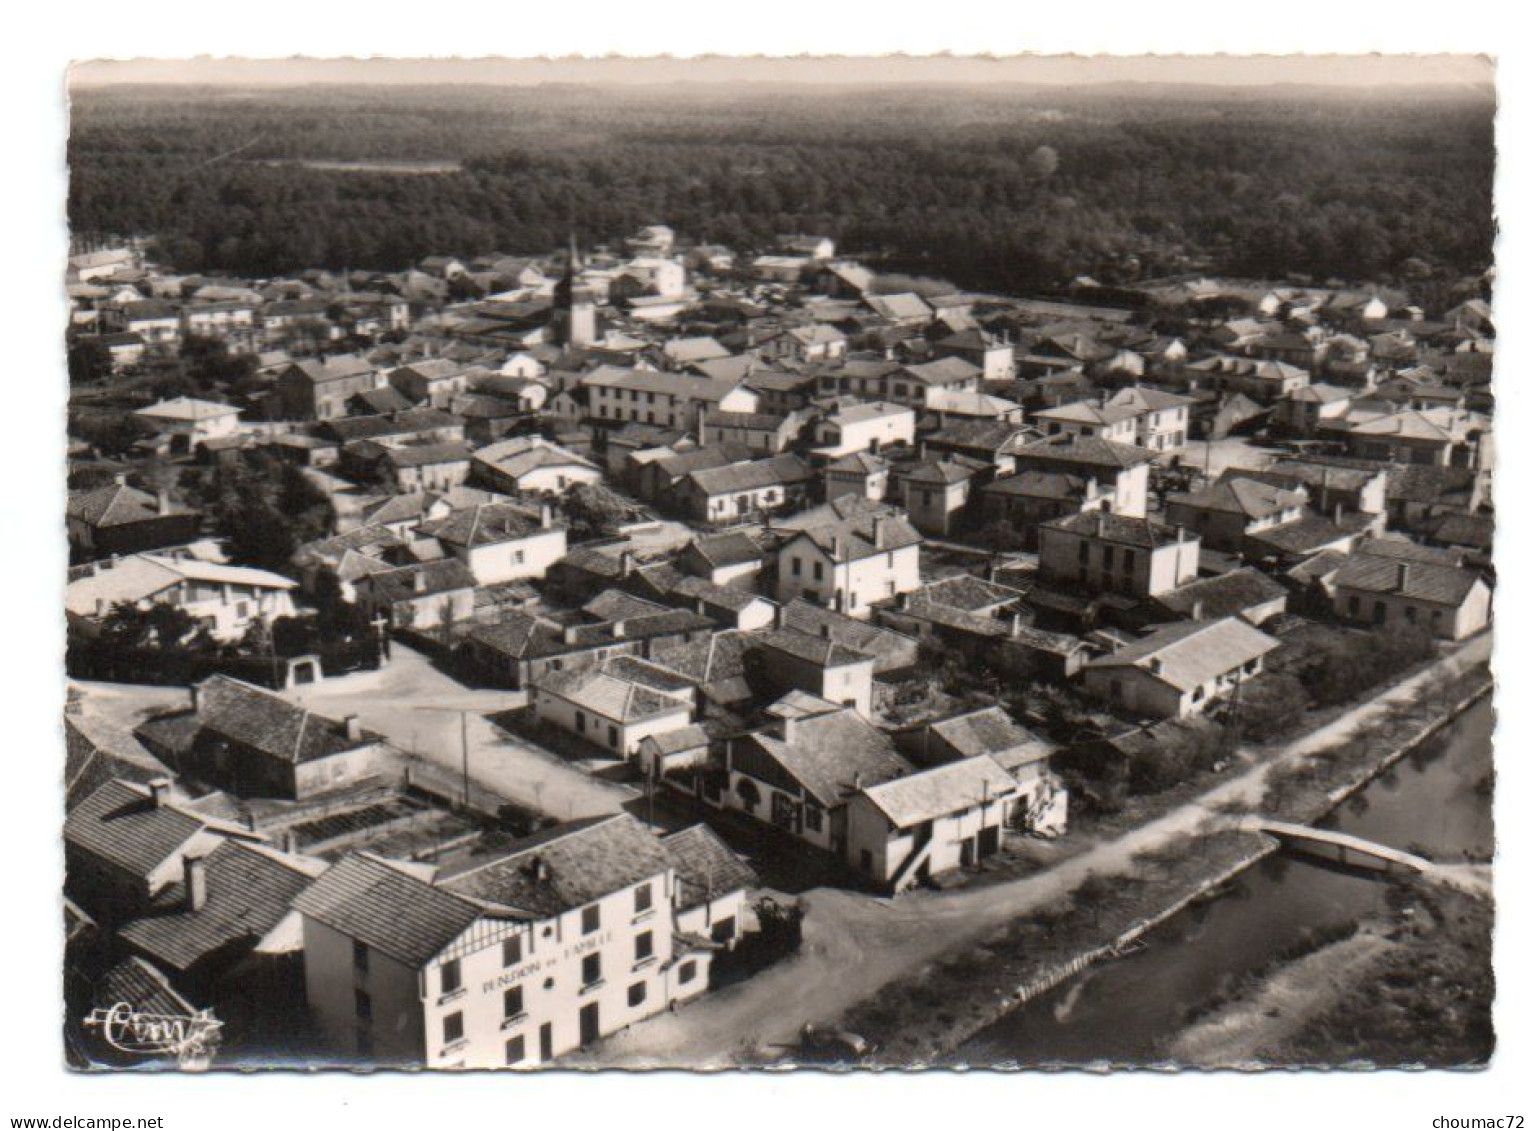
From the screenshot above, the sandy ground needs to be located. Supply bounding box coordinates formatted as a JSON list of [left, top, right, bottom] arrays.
[[1166, 926, 1394, 1066], [283, 643, 637, 820], [571, 633, 1493, 1067]]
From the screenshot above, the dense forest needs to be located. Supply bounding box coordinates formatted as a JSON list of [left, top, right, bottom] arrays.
[[67, 82, 1496, 292]]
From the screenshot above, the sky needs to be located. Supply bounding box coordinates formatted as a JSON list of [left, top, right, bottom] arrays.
[[70, 54, 1494, 90]]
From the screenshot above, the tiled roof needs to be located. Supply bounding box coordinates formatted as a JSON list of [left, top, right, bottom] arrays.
[[1153, 568, 1288, 620], [661, 825, 759, 910], [1043, 511, 1185, 549], [363, 559, 477, 603], [441, 814, 673, 918], [1085, 617, 1279, 691], [686, 454, 810, 497], [534, 665, 692, 723], [928, 707, 1054, 771], [860, 755, 1016, 829], [119, 840, 317, 973], [754, 627, 872, 669], [742, 710, 912, 808], [909, 576, 1024, 614], [196, 675, 380, 765], [383, 441, 472, 469], [418, 502, 547, 547], [1333, 554, 1482, 606], [1015, 435, 1156, 470], [779, 599, 918, 673], [65, 780, 206, 880], [94, 957, 198, 1020], [1169, 477, 1306, 519], [981, 469, 1091, 500], [67, 483, 193, 528], [292, 853, 489, 966], [688, 532, 764, 569]]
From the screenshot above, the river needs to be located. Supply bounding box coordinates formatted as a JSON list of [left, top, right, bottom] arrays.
[[952, 694, 1495, 1067]]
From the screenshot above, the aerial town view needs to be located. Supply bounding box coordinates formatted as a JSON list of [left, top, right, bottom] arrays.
[[59, 56, 1496, 1072]]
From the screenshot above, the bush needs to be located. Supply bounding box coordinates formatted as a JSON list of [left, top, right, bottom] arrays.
[[1298, 625, 1438, 707]]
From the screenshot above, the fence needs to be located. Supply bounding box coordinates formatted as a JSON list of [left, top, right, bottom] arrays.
[[66, 635, 385, 690]]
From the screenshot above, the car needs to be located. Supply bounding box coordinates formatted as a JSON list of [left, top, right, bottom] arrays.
[[798, 1023, 874, 1063]]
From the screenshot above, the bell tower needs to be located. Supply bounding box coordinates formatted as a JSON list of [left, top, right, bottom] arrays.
[[551, 232, 596, 347]]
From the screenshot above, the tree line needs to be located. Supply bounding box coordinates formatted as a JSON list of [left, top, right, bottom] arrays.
[[68, 83, 1496, 293]]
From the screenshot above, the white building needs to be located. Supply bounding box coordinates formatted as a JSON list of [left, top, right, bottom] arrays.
[[133, 397, 243, 453], [417, 503, 568, 586], [773, 503, 923, 619], [293, 814, 754, 1068], [66, 554, 298, 643]]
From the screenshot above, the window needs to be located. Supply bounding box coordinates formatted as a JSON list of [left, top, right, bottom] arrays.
[[813, 561, 824, 582], [804, 804, 823, 833], [505, 1036, 526, 1065], [354, 988, 371, 1022], [1348, 595, 1361, 616], [635, 931, 654, 962], [634, 883, 652, 914], [503, 935, 522, 967], [443, 1011, 464, 1045], [352, 939, 369, 974], [860, 849, 874, 872], [791, 558, 801, 577], [504, 986, 524, 1019], [1102, 546, 1115, 572], [440, 959, 461, 995], [575, 711, 586, 734], [628, 981, 647, 1007], [608, 726, 619, 749], [582, 952, 602, 987], [1078, 539, 1089, 565], [1405, 605, 1418, 624], [679, 960, 697, 985]]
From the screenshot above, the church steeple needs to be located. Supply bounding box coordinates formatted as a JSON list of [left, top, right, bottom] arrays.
[[551, 231, 596, 347]]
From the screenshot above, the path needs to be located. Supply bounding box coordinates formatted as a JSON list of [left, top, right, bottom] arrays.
[[577, 633, 1491, 1066], [1165, 925, 1394, 1065]]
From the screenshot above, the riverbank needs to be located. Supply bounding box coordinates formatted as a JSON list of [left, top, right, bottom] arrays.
[[834, 655, 1493, 1067], [1167, 883, 1493, 1067]]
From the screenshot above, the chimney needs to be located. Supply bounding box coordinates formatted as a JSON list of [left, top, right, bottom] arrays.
[[853, 770, 864, 791], [533, 856, 551, 883], [189, 682, 202, 714], [872, 516, 887, 549], [620, 550, 635, 578], [1175, 524, 1186, 545], [1191, 599, 1205, 621], [540, 502, 553, 530], [156, 490, 172, 516], [147, 778, 172, 808], [832, 535, 845, 560], [412, 570, 427, 594], [781, 714, 799, 745], [1011, 612, 1022, 636], [343, 714, 363, 742], [183, 854, 208, 913], [1396, 562, 1409, 591], [1334, 502, 1344, 525], [282, 829, 299, 854], [611, 619, 626, 639], [1148, 657, 1164, 675], [563, 623, 580, 645]]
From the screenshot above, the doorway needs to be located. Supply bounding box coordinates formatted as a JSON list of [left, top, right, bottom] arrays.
[[579, 1003, 600, 1047]]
